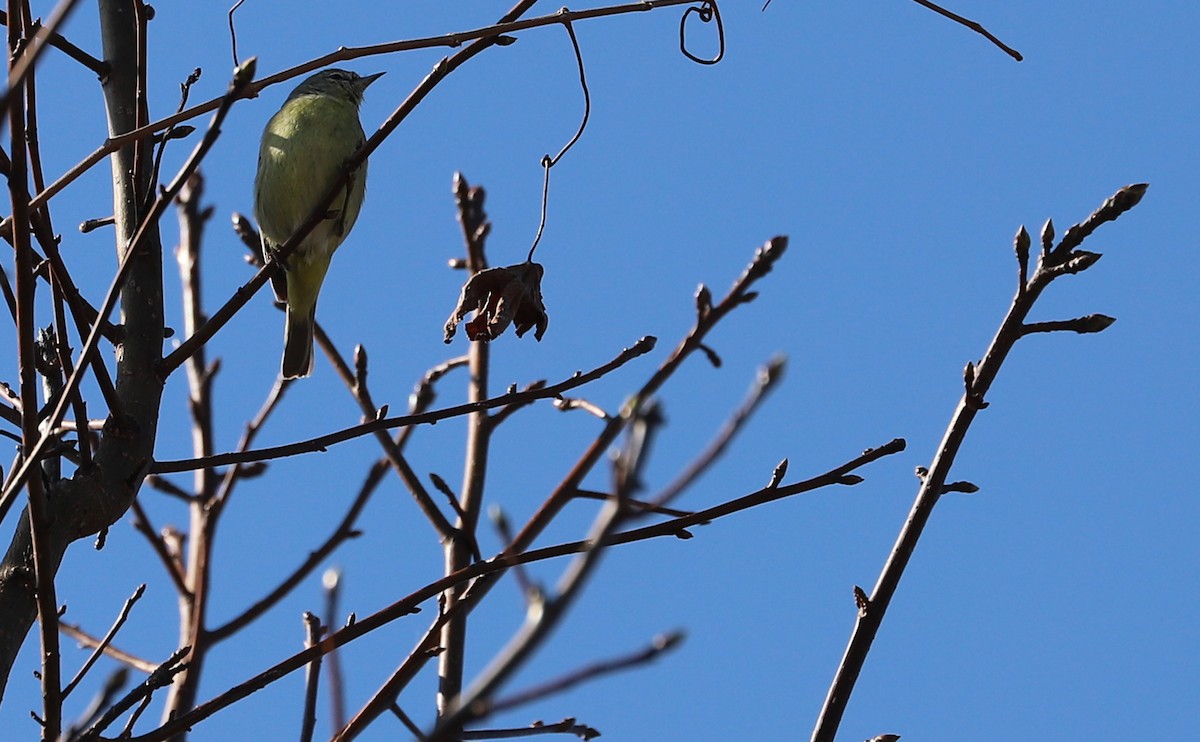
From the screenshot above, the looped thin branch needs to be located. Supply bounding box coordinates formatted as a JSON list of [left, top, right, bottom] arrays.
[[527, 14, 591, 263], [679, 0, 724, 65]]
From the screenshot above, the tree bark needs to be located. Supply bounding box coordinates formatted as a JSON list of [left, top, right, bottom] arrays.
[[0, 0, 164, 700]]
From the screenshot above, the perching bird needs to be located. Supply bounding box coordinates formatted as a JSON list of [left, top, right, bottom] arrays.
[[254, 68, 383, 378]]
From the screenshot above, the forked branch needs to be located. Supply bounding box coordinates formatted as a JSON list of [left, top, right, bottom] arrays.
[[810, 184, 1148, 742]]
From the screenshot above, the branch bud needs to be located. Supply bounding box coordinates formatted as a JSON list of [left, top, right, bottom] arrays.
[[1040, 218, 1055, 255], [1014, 225, 1030, 287]]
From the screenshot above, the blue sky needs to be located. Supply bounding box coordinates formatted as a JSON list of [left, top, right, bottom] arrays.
[[2, 2, 1196, 740]]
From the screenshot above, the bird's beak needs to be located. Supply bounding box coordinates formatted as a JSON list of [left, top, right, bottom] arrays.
[[360, 71, 385, 89]]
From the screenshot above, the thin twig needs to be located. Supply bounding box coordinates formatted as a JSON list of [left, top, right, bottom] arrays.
[[487, 506, 536, 599], [58, 624, 157, 675], [62, 584, 146, 699], [75, 646, 191, 741], [430, 427, 638, 738], [513, 238, 788, 558], [19, 11, 101, 469], [551, 396, 607, 420], [152, 337, 657, 474], [313, 323, 456, 540], [572, 489, 693, 518], [61, 667, 127, 741], [144, 474, 195, 502], [129, 499, 189, 598], [0, 8, 105, 76], [430, 238, 792, 737], [161, 168, 223, 722], [389, 704, 426, 740], [117, 691, 155, 738], [651, 354, 784, 508], [299, 612, 323, 742], [487, 380, 548, 427], [0, 0, 85, 116], [460, 718, 601, 740], [7, 4, 63, 732], [908, 0, 1022, 61], [490, 632, 683, 713], [206, 457, 383, 642], [335, 612, 454, 741], [323, 568, 346, 734]]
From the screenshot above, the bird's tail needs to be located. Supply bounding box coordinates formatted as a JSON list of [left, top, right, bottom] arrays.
[[282, 304, 316, 379]]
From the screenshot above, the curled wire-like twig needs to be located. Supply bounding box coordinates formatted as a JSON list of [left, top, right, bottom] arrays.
[[228, 0, 246, 68], [680, 0, 724, 65], [527, 15, 591, 263]]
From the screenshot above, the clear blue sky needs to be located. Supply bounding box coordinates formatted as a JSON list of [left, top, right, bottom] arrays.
[[2, 2, 1196, 740]]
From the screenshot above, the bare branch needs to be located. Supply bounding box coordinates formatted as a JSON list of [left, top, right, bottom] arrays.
[[129, 498, 189, 598], [322, 568, 347, 734], [461, 718, 601, 740], [810, 185, 1149, 742], [75, 647, 191, 741], [59, 624, 157, 675], [132, 436, 903, 741], [7, 5, 64, 731], [313, 323, 456, 541], [151, 337, 656, 474], [652, 354, 785, 508], [62, 584, 145, 700], [908, 0, 1022, 61], [0, 56, 257, 516], [299, 612, 323, 742], [489, 632, 684, 714], [206, 455, 383, 642], [1022, 314, 1116, 336], [0, 8, 106, 76], [0, 0, 87, 117]]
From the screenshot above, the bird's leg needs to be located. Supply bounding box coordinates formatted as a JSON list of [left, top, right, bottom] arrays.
[[264, 241, 293, 271]]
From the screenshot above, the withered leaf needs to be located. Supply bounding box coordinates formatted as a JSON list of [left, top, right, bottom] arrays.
[[444, 261, 548, 344]]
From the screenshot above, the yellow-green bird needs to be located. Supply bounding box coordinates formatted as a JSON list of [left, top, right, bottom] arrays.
[[254, 68, 383, 379]]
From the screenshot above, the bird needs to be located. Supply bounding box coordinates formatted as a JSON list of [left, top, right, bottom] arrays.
[[253, 68, 383, 378]]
